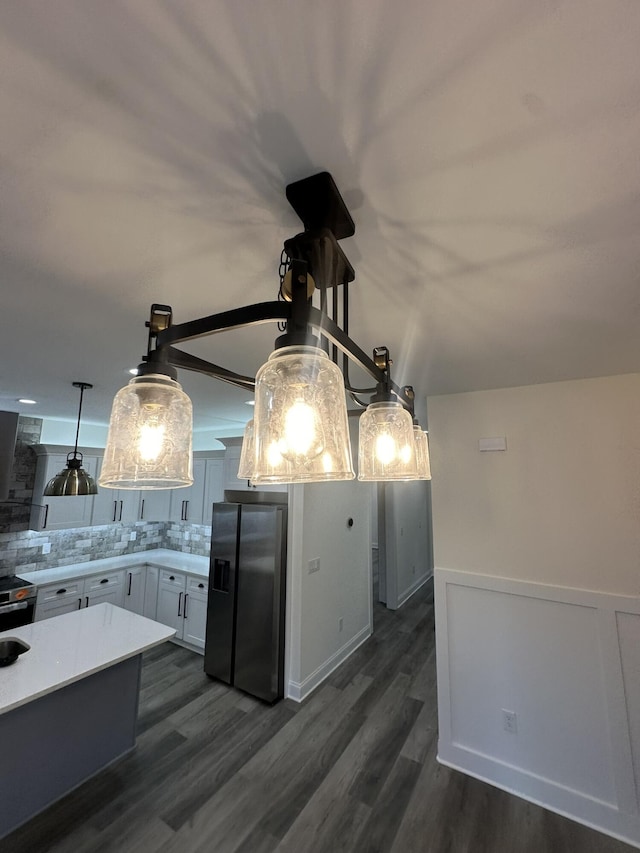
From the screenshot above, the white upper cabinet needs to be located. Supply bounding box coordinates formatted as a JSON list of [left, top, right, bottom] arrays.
[[202, 458, 224, 524], [30, 445, 234, 530], [138, 489, 172, 523], [91, 459, 141, 525], [169, 458, 206, 523], [32, 449, 100, 531]]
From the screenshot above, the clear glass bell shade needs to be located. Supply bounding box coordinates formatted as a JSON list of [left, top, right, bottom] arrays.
[[413, 426, 432, 480], [44, 454, 98, 496], [99, 373, 193, 489], [252, 345, 354, 484], [358, 401, 418, 481], [237, 419, 255, 480]]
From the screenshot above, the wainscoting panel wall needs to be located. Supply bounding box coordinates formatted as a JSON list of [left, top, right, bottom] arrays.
[[435, 568, 640, 849]]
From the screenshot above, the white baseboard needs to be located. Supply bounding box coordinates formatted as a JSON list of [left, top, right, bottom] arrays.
[[438, 742, 640, 849], [286, 623, 371, 703], [396, 571, 432, 608]]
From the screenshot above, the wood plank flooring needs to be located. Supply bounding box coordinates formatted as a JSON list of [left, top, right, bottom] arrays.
[[4, 581, 636, 853]]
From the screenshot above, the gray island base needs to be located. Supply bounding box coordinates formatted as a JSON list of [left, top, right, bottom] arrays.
[[0, 603, 175, 838]]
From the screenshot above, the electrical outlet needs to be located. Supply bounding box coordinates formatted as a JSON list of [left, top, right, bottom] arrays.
[[502, 709, 518, 734], [338, 617, 343, 632], [308, 558, 320, 574], [42, 542, 51, 555], [129, 531, 137, 541]]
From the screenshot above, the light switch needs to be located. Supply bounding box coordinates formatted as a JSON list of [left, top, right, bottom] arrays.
[[308, 558, 320, 574]]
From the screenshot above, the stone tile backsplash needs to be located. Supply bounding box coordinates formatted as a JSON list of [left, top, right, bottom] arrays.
[[0, 521, 211, 577]]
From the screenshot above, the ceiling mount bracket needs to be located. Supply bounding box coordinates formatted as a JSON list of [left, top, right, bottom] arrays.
[[284, 172, 356, 290], [285, 172, 355, 239]]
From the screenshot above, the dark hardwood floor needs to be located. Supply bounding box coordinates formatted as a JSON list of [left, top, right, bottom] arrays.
[[4, 581, 636, 853]]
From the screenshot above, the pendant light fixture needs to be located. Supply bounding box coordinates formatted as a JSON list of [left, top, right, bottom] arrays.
[[357, 354, 418, 482], [237, 418, 255, 481], [252, 340, 354, 485], [412, 426, 432, 480], [100, 307, 193, 490], [44, 382, 98, 496], [103, 173, 431, 487]]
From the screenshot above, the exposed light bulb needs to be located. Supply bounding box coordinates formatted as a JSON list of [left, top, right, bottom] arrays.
[[138, 423, 166, 461], [399, 444, 413, 464], [280, 400, 322, 460], [375, 433, 396, 465], [267, 441, 284, 467]]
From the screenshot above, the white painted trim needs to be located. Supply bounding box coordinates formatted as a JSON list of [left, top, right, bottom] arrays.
[[396, 571, 433, 608], [435, 566, 640, 849], [286, 623, 371, 703], [283, 486, 304, 700], [437, 751, 640, 850]]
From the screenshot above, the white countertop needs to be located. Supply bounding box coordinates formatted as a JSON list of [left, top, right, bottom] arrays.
[[0, 604, 175, 715], [18, 549, 209, 587]]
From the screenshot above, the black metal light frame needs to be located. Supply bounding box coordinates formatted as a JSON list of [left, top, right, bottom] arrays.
[[137, 172, 415, 414]]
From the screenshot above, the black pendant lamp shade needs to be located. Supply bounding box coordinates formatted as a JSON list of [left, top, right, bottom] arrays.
[[44, 382, 98, 497]]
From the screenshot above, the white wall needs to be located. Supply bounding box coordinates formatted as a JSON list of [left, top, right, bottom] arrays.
[[40, 418, 108, 447], [429, 373, 640, 848], [285, 479, 372, 702], [430, 373, 640, 594], [382, 480, 432, 609]]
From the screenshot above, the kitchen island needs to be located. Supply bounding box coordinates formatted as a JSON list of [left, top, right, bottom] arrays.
[[0, 603, 175, 839]]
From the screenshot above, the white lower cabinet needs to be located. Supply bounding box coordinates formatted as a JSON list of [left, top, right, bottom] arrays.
[[182, 576, 208, 649], [123, 565, 146, 615], [35, 570, 125, 620], [143, 565, 159, 619], [156, 571, 185, 633], [155, 569, 207, 651], [35, 580, 84, 620], [33, 564, 207, 652], [83, 571, 125, 608]]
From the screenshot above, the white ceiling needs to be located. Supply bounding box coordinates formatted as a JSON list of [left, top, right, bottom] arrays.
[[1, 0, 639, 439]]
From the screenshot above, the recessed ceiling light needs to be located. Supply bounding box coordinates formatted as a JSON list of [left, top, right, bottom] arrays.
[[18, 398, 37, 405]]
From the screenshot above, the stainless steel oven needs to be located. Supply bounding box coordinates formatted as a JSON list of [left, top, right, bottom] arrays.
[[0, 577, 36, 631]]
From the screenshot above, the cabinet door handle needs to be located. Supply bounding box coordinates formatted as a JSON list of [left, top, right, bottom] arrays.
[[198, 583, 204, 589], [118, 500, 123, 522], [169, 575, 175, 581], [184, 594, 189, 619], [112, 501, 118, 522], [56, 588, 67, 595], [184, 500, 189, 521], [178, 591, 183, 617], [85, 596, 89, 607], [100, 578, 109, 584], [127, 573, 132, 595], [77, 598, 82, 609], [140, 499, 145, 520], [43, 504, 49, 529]]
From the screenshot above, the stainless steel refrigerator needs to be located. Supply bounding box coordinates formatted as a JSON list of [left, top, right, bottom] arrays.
[[204, 500, 287, 703]]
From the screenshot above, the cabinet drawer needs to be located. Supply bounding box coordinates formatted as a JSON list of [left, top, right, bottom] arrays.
[[186, 576, 207, 595], [84, 571, 124, 592], [159, 569, 185, 586], [37, 581, 83, 603]]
